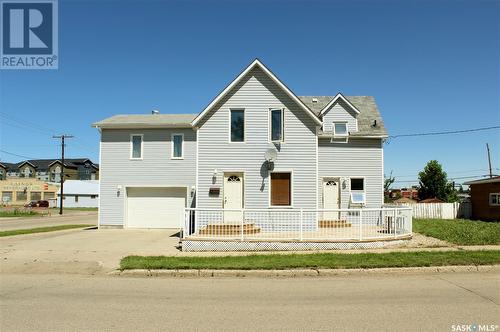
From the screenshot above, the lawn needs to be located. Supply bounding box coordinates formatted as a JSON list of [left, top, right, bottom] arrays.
[[0, 224, 94, 237], [120, 250, 500, 270], [413, 218, 500, 245], [0, 210, 39, 218]]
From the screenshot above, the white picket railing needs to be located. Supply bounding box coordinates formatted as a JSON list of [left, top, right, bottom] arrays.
[[183, 207, 412, 242]]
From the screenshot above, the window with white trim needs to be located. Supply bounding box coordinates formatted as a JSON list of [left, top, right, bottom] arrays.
[[333, 122, 348, 136], [350, 178, 365, 204], [490, 193, 500, 206], [131, 135, 142, 159], [230, 110, 245, 142], [270, 109, 284, 142], [172, 134, 183, 159]]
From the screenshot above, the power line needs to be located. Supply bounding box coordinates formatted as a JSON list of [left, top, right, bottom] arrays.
[[0, 112, 57, 134], [387, 125, 500, 140], [0, 149, 39, 160]]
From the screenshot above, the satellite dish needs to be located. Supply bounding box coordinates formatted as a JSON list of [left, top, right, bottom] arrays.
[[264, 149, 277, 162]]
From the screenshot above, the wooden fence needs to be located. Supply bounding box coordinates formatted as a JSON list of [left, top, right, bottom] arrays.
[[397, 202, 471, 219]]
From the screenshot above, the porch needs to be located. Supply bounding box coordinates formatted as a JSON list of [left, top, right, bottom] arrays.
[[182, 207, 412, 250]]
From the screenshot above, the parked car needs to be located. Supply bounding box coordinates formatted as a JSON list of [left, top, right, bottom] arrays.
[[24, 200, 49, 208]]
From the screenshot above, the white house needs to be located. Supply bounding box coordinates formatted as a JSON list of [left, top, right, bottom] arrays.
[[58, 180, 99, 208], [93, 59, 411, 250]]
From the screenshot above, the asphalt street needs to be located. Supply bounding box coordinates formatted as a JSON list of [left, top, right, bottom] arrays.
[[1, 272, 498, 331]]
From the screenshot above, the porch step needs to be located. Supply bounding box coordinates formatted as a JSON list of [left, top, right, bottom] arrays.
[[198, 223, 262, 235], [319, 220, 352, 228]]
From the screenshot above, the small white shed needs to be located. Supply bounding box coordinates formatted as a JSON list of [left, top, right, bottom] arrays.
[[57, 180, 99, 208]]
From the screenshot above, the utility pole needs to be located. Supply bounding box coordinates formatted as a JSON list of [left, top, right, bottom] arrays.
[[53, 135, 73, 215], [486, 143, 493, 178]]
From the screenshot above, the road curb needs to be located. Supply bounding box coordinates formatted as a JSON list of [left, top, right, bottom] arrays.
[[110, 264, 500, 278]]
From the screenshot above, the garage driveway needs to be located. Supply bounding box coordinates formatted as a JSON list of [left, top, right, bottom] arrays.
[[0, 210, 98, 231], [0, 228, 181, 275]]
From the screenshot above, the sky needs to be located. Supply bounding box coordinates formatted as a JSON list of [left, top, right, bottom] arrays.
[[1, 0, 499, 187]]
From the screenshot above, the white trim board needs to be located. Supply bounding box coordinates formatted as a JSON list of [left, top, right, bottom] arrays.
[[191, 59, 322, 127], [319, 92, 361, 116]]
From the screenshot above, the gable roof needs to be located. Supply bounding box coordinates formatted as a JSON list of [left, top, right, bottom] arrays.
[[299, 95, 388, 137], [0, 159, 99, 172], [318, 93, 360, 115], [464, 176, 500, 185], [93, 114, 196, 129], [191, 59, 322, 127]]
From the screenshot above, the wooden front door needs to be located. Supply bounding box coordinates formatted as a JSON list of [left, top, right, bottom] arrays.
[[271, 173, 291, 206], [223, 173, 243, 222]]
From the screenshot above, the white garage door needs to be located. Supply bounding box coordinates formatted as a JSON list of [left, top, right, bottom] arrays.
[[126, 187, 186, 229]]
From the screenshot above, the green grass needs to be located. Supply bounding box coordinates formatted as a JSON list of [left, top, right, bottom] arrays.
[[0, 210, 39, 218], [414, 218, 500, 245], [0, 224, 94, 237], [120, 250, 500, 270]]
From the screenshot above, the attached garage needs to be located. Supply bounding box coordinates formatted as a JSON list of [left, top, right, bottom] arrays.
[[126, 187, 187, 229]]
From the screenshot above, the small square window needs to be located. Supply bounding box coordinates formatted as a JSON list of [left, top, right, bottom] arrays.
[[490, 193, 500, 206], [350, 178, 364, 191], [333, 122, 348, 136]]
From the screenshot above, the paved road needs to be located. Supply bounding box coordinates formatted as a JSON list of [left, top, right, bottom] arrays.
[[1, 272, 498, 331], [0, 210, 97, 231]]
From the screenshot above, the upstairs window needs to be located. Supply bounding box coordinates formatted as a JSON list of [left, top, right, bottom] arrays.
[[230, 110, 245, 142], [131, 134, 143, 159], [333, 122, 348, 136], [172, 134, 184, 159], [270, 109, 284, 142]]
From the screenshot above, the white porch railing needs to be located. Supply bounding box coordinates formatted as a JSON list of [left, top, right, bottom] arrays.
[[183, 207, 412, 242]]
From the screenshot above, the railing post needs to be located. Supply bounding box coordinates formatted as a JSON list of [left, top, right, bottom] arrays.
[[241, 209, 244, 241], [299, 208, 303, 241], [394, 209, 397, 238], [359, 209, 363, 241]]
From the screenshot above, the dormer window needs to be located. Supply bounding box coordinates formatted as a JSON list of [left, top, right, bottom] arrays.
[[333, 122, 348, 136]]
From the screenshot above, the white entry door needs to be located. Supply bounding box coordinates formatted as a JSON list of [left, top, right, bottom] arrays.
[[223, 173, 243, 222], [323, 179, 340, 220]]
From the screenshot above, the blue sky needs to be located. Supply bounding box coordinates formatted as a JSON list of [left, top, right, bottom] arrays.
[[1, 0, 499, 187]]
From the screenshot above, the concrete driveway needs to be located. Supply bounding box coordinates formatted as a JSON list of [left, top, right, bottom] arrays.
[[0, 210, 98, 231], [0, 228, 181, 274]]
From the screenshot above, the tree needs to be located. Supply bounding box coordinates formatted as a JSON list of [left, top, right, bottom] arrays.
[[384, 171, 396, 202], [418, 160, 457, 202], [384, 171, 395, 193]]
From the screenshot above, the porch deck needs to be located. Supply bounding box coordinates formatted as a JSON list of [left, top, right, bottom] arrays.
[[183, 207, 412, 245]]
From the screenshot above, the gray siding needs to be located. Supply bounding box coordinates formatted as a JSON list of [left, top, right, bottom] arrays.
[[99, 128, 196, 226], [318, 138, 383, 209], [322, 99, 358, 133], [197, 67, 319, 209]]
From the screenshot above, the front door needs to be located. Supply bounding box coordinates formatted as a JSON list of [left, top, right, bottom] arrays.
[[323, 179, 340, 220], [223, 173, 243, 222]]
